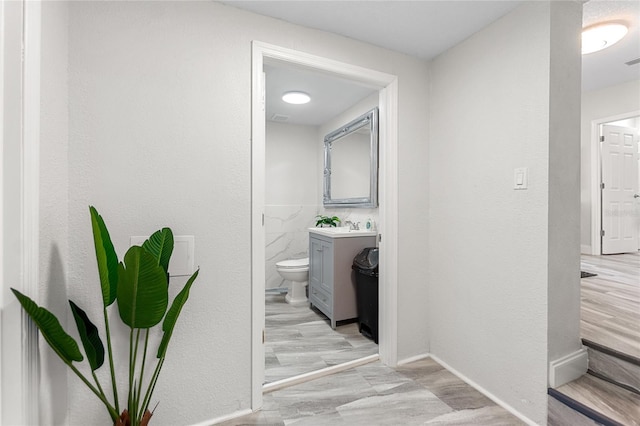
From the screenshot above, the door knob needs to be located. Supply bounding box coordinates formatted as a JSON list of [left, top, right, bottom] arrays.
[[635, 194, 640, 198]]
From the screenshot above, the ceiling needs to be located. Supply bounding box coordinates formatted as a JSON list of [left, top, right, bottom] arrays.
[[221, 0, 640, 126]]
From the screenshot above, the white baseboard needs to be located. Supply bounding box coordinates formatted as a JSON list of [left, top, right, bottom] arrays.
[[548, 347, 588, 388], [429, 355, 538, 426], [189, 408, 253, 426], [580, 244, 592, 255], [397, 352, 430, 366], [263, 354, 379, 394]]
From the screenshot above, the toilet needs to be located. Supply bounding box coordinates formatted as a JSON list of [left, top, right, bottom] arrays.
[[275, 257, 309, 306]]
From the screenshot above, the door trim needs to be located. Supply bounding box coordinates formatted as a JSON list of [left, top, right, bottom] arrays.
[[589, 110, 640, 255], [1, 0, 41, 423], [251, 41, 399, 410]]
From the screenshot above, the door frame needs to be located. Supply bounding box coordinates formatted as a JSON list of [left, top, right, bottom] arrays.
[[590, 110, 640, 255], [251, 41, 399, 410], [1, 0, 41, 423]]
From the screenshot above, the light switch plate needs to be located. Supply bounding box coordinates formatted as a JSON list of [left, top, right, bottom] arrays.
[[130, 235, 195, 277], [514, 167, 528, 190]]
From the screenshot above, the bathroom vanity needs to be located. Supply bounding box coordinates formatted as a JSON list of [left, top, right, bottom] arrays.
[[308, 227, 377, 329]]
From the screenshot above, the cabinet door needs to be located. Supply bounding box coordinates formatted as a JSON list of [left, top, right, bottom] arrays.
[[309, 237, 324, 289], [319, 240, 333, 294]]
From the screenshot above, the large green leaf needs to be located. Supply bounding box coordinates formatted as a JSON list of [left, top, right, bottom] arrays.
[[142, 228, 173, 276], [11, 288, 83, 363], [90, 206, 119, 307], [69, 300, 105, 371], [117, 246, 169, 329], [157, 269, 199, 359]]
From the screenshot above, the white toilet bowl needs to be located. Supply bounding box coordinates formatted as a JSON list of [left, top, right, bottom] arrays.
[[276, 257, 309, 306]]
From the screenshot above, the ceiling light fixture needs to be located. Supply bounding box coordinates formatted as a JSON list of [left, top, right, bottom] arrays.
[[282, 91, 311, 105], [582, 22, 628, 55]]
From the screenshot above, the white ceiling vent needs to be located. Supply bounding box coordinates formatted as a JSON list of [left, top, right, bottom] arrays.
[[625, 58, 640, 66], [270, 113, 289, 122]]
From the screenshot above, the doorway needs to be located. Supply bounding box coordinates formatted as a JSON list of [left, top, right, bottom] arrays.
[[251, 41, 399, 410], [262, 62, 379, 385], [589, 111, 640, 255], [581, 112, 640, 363]]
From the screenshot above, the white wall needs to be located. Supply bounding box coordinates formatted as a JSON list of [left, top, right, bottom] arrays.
[[580, 79, 640, 251], [39, 2, 70, 424], [265, 121, 318, 289], [428, 2, 582, 424], [62, 1, 429, 424]]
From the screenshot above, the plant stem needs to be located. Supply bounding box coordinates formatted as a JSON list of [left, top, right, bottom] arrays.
[[91, 370, 108, 405], [130, 328, 142, 425], [128, 327, 135, 415], [135, 329, 150, 421], [103, 306, 120, 414], [68, 363, 118, 422], [140, 357, 164, 417]]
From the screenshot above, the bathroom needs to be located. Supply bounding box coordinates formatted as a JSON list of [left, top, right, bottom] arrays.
[[264, 64, 380, 295], [264, 62, 381, 382]]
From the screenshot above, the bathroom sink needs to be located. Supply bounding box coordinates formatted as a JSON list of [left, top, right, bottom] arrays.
[[308, 227, 377, 238]]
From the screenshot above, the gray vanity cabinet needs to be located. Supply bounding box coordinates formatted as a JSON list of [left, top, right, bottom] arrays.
[[308, 232, 376, 329]]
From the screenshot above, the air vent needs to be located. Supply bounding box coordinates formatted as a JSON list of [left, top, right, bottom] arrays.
[[625, 57, 640, 66], [270, 113, 289, 122]]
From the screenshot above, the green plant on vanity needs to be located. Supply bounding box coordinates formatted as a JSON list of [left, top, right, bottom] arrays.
[[11, 206, 199, 426], [315, 214, 341, 227]]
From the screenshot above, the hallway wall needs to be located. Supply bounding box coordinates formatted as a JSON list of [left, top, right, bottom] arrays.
[[63, 2, 429, 424], [39, 2, 70, 424], [428, 2, 582, 423]]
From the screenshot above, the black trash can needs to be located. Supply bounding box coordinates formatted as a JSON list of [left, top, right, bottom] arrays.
[[352, 247, 379, 344]]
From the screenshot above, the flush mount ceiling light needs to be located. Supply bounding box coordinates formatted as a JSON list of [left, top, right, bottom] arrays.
[[582, 22, 628, 55], [282, 91, 311, 105]]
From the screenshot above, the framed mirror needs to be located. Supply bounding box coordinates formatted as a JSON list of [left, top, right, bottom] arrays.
[[323, 107, 378, 208]]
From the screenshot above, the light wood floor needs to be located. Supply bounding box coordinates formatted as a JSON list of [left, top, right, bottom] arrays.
[[580, 252, 640, 360]]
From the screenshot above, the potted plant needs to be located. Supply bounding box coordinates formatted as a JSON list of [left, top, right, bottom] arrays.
[[315, 214, 341, 227], [11, 206, 199, 426]]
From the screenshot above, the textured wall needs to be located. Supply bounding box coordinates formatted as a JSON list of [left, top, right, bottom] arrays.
[[39, 2, 70, 424], [428, 2, 581, 423], [64, 1, 429, 424]]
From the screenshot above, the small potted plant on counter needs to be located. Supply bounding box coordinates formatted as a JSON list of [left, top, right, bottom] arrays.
[[315, 214, 341, 227]]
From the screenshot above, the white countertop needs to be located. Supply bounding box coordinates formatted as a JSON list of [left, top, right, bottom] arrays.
[[308, 227, 377, 238]]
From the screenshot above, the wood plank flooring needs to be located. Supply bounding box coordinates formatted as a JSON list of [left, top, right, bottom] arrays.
[[265, 294, 378, 384], [580, 252, 640, 360], [555, 373, 640, 426]]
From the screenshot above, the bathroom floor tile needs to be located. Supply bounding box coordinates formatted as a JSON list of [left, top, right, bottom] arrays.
[[265, 294, 378, 384], [222, 359, 524, 426]]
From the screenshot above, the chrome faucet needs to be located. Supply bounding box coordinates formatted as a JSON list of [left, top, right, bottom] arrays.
[[344, 220, 360, 230]]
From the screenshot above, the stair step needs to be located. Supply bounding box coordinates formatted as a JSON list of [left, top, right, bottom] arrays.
[[583, 339, 640, 394], [552, 373, 640, 426], [548, 391, 603, 425]]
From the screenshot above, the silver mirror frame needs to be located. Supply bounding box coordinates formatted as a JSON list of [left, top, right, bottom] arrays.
[[323, 107, 378, 208]]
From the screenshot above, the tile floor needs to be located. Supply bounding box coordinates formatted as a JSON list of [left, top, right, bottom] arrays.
[[223, 296, 523, 425], [265, 294, 378, 384], [222, 358, 523, 425]]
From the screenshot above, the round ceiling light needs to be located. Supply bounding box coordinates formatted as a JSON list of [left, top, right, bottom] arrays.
[[282, 91, 311, 105], [582, 22, 628, 55]]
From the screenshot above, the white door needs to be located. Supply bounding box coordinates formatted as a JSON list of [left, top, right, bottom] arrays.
[[601, 124, 640, 254]]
